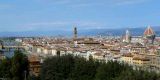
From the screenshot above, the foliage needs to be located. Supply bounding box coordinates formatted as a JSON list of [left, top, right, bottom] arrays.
[[0, 58, 11, 78], [40, 55, 160, 80], [0, 50, 29, 80], [1, 51, 159, 80], [69, 56, 99, 80], [41, 55, 75, 80]]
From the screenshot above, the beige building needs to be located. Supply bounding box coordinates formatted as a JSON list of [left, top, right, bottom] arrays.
[[133, 57, 150, 67], [131, 46, 147, 54], [121, 53, 133, 65], [92, 52, 105, 61]]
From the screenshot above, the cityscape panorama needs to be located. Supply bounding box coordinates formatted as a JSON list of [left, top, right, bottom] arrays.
[[0, 0, 160, 80]]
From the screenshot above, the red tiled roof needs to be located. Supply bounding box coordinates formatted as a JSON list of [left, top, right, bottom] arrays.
[[144, 26, 155, 36], [133, 57, 150, 61], [122, 53, 133, 57]]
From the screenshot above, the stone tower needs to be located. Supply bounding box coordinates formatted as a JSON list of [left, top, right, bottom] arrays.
[[125, 29, 131, 43], [73, 27, 77, 39]]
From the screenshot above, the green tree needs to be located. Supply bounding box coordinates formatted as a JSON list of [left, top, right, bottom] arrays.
[[10, 50, 29, 80], [69, 56, 99, 80], [0, 58, 11, 79], [40, 55, 160, 80], [0, 50, 29, 80], [40, 54, 75, 80]]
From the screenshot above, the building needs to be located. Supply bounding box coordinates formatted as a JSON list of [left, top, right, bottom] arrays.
[[131, 36, 143, 44], [92, 52, 105, 61], [123, 29, 131, 43], [73, 27, 77, 40], [133, 57, 150, 67], [28, 55, 41, 76], [143, 26, 156, 44], [0, 41, 4, 50], [121, 53, 133, 65], [131, 46, 147, 54]]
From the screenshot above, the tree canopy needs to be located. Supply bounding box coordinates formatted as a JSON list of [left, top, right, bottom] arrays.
[[40, 55, 160, 80], [0, 50, 29, 80]]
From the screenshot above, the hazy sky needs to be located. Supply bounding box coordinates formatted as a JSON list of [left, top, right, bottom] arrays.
[[0, 0, 159, 32]]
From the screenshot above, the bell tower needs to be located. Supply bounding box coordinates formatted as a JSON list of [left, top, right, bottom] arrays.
[[73, 27, 77, 40]]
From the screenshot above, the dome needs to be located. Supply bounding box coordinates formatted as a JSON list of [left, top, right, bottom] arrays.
[[144, 26, 155, 36], [143, 26, 156, 44]]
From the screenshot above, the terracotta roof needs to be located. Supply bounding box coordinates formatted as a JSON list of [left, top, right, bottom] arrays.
[[133, 57, 150, 61], [144, 26, 155, 36], [78, 41, 100, 44], [28, 55, 40, 62], [122, 53, 133, 57], [94, 53, 103, 56], [100, 46, 108, 49]]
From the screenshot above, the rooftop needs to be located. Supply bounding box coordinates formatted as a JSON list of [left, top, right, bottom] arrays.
[[144, 26, 155, 36]]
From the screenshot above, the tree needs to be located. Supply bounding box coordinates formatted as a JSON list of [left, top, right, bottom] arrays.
[[40, 55, 160, 80], [0, 50, 29, 80], [0, 58, 11, 79], [69, 56, 99, 80], [40, 54, 75, 80], [10, 50, 29, 80]]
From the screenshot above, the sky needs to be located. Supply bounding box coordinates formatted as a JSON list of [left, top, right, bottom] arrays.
[[0, 0, 160, 32]]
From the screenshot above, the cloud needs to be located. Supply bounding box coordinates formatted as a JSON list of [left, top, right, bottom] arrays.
[[34, 0, 72, 5], [113, 0, 150, 6], [69, 3, 102, 7]]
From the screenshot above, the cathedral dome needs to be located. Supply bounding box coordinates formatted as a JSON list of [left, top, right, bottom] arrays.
[[143, 26, 155, 44], [144, 26, 155, 37]]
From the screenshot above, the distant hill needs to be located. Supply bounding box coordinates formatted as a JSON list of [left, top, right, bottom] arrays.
[[78, 26, 160, 36], [0, 26, 160, 37]]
